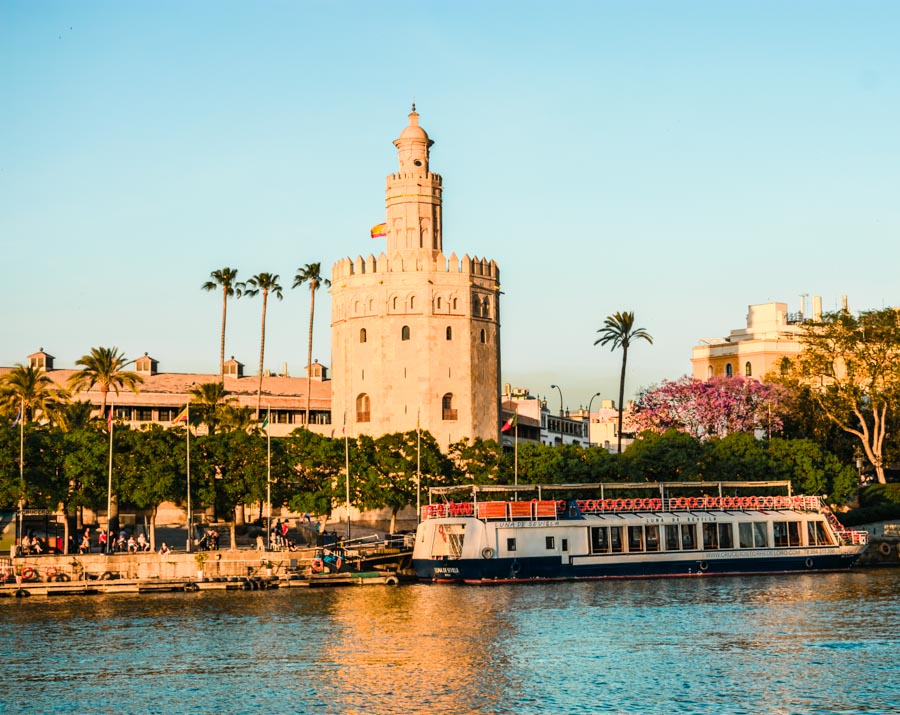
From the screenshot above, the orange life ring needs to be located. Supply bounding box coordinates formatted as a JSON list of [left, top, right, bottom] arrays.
[[463, 502, 473, 515], [621, 499, 632, 510], [311, 557, 324, 572], [687, 497, 699, 509], [722, 497, 734, 509], [649, 499, 662, 511], [762, 497, 775, 509], [21, 566, 36, 581], [586, 500, 598, 512], [557, 500, 567, 513], [45, 566, 57, 580], [576, 501, 588, 512]]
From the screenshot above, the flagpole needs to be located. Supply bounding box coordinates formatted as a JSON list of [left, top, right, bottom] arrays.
[[344, 410, 350, 542], [266, 405, 271, 552], [186, 403, 192, 553], [106, 403, 114, 553]]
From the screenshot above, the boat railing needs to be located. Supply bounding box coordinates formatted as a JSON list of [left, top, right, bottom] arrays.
[[820, 504, 869, 545], [422, 494, 827, 521]]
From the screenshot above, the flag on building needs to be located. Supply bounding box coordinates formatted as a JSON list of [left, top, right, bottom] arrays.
[[172, 405, 189, 424], [370, 222, 387, 238], [501, 414, 517, 433], [260, 409, 270, 429]]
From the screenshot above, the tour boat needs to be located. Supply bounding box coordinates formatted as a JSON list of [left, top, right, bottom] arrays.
[[411, 481, 869, 583]]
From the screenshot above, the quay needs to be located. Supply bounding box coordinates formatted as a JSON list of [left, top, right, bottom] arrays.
[[1, 538, 413, 598]]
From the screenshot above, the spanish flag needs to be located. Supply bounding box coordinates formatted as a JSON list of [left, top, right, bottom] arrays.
[[172, 405, 189, 424], [370, 222, 387, 238], [501, 414, 517, 433]]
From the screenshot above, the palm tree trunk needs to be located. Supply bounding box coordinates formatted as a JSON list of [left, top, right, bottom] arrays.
[[617, 347, 628, 454], [256, 291, 268, 419], [305, 281, 316, 427], [220, 287, 228, 382]]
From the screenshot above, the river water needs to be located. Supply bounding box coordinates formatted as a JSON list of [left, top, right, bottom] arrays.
[[3, 570, 898, 715]]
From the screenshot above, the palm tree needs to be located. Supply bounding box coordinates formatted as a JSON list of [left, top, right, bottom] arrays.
[[202, 267, 242, 382], [67, 346, 144, 415], [241, 273, 283, 418], [0, 363, 67, 423], [594, 311, 653, 454], [188, 381, 236, 435], [293, 263, 331, 428]]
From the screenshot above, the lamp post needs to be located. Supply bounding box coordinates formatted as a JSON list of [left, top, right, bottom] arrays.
[[550, 384, 563, 446], [587, 392, 601, 447]]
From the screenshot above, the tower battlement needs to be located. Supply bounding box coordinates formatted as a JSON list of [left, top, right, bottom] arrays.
[[332, 252, 499, 281]]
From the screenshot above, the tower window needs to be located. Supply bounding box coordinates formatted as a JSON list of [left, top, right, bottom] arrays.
[[401, 325, 410, 341], [472, 295, 481, 316], [436, 297, 442, 310], [452, 298, 458, 311], [480, 329, 486, 344], [392, 296, 398, 311], [360, 328, 367, 343], [409, 295, 415, 310], [446, 326, 452, 340], [745, 361, 752, 377], [482, 298, 490, 318], [356, 394, 370, 423], [725, 363, 733, 378], [442, 393, 457, 421]]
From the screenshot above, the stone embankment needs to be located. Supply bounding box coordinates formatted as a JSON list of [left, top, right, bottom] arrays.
[[857, 535, 900, 567]]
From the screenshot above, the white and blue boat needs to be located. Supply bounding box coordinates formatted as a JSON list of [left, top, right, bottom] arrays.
[[411, 481, 868, 583]]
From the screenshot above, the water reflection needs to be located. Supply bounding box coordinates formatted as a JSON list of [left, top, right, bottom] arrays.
[[3, 571, 898, 715]]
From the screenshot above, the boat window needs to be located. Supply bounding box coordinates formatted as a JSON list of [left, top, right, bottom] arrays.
[[561, 538, 568, 552], [718, 523, 734, 549], [506, 538, 517, 552], [739, 523, 753, 549], [774, 521, 802, 547], [628, 526, 644, 552], [646, 525, 660, 552], [680, 524, 697, 550], [753, 522, 768, 548], [808, 520, 834, 546], [665, 525, 680, 550], [610, 526, 624, 553], [545, 536, 555, 550], [703, 523, 720, 549], [430, 523, 465, 558], [591, 527, 609, 554]]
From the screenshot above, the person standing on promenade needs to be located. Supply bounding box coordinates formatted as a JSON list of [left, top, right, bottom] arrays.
[[98, 529, 108, 553]]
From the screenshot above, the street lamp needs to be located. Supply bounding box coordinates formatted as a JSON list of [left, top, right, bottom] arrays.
[[587, 392, 602, 446], [550, 384, 563, 446]]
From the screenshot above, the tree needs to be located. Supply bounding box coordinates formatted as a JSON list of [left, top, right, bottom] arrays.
[[187, 381, 236, 436], [792, 307, 900, 484], [0, 363, 68, 423], [628, 375, 786, 440], [619, 429, 704, 482], [202, 267, 242, 383], [293, 263, 331, 428], [241, 273, 283, 419], [594, 311, 653, 454], [67, 346, 143, 413]]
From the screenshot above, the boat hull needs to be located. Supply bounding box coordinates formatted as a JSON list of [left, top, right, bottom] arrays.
[[413, 551, 862, 583]]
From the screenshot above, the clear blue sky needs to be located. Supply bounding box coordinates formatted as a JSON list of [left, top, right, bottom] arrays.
[[2, 1, 898, 412]]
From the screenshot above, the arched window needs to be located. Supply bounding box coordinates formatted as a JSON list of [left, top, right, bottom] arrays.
[[446, 326, 452, 340], [480, 329, 486, 343], [401, 325, 410, 341], [707, 365, 714, 379], [356, 394, 370, 422], [725, 363, 733, 378], [392, 296, 398, 311], [360, 328, 367, 343], [442, 393, 457, 421], [472, 295, 481, 316], [409, 295, 415, 310], [452, 298, 458, 311], [744, 361, 752, 377], [482, 298, 490, 318], [436, 297, 442, 310]]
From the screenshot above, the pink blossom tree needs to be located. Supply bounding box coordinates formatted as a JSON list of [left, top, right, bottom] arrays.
[[627, 376, 785, 440]]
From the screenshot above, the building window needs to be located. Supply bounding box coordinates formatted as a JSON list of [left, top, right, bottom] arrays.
[[482, 298, 490, 318], [134, 408, 153, 422], [401, 325, 410, 341], [442, 393, 458, 421], [356, 394, 370, 423], [360, 328, 367, 343], [707, 365, 713, 379], [725, 363, 733, 377], [409, 295, 415, 310], [436, 297, 442, 310], [452, 298, 458, 311], [392, 296, 398, 311], [446, 326, 452, 340], [472, 295, 481, 316], [480, 329, 486, 343], [745, 361, 752, 377]]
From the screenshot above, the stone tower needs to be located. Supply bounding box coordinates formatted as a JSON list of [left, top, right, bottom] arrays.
[[330, 107, 501, 450]]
